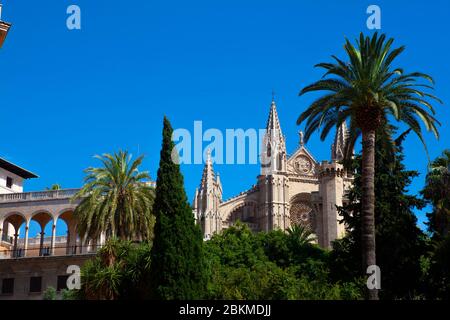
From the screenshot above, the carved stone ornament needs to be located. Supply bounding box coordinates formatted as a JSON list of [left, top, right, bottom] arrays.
[[295, 155, 312, 174]]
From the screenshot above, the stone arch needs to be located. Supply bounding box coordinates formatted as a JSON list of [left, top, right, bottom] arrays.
[[57, 208, 77, 234], [2, 211, 27, 231], [56, 209, 79, 255], [227, 201, 258, 230], [30, 210, 54, 230], [29, 210, 56, 257], [1, 212, 27, 253], [1, 212, 28, 258], [289, 193, 316, 232]]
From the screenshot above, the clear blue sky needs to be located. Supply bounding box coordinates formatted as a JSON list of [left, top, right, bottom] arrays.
[[1, 0, 448, 236]]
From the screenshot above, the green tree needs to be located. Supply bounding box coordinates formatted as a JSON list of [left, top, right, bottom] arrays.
[[81, 239, 126, 300], [297, 33, 441, 299], [422, 150, 450, 239], [422, 150, 450, 299], [427, 233, 450, 299], [330, 127, 428, 299], [43, 286, 57, 300], [61, 289, 78, 300], [286, 225, 316, 248], [205, 224, 362, 300], [149, 117, 207, 299], [73, 150, 155, 241], [80, 239, 152, 300], [257, 229, 291, 267], [46, 184, 61, 190]]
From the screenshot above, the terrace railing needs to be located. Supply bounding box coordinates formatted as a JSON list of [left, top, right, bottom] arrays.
[[0, 244, 100, 260], [17, 236, 69, 246], [0, 189, 80, 203]]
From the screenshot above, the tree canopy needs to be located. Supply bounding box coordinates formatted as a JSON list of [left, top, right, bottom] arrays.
[[149, 117, 207, 299], [73, 151, 155, 241]]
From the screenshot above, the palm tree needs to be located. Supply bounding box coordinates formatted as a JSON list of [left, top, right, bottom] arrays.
[[422, 150, 450, 238], [81, 239, 126, 300], [80, 239, 153, 300], [286, 224, 316, 247], [73, 150, 155, 242], [297, 33, 442, 299], [46, 184, 61, 190]]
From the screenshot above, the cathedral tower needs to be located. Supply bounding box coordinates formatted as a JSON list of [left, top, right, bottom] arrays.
[[193, 150, 223, 239], [191, 97, 353, 247], [258, 99, 290, 231], [318, 121, 349, 248]]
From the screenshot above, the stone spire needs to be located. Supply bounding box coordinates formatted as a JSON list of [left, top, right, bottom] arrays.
[[331, 121, 348, 162], [216, 172, 221, 187], [194, 149, 223, 239], [266, 99, 283, 134], [258, 98, 290, 231], [199, 149, 214, 191], [261, 99, 287, 174]]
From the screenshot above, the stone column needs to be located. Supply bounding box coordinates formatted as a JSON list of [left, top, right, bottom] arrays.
[[65, 221, 75, 254], [66, 230, 70, 255], [0, 219, 4, 242], [23, 224, 29, 257], [39, 231, 45, 256], [0, 226, 3, 259], [13, 233, 18, 257], [50, 223, 56, 256]]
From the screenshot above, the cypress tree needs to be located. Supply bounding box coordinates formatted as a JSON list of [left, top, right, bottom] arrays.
[[150, 116, 206, 299]]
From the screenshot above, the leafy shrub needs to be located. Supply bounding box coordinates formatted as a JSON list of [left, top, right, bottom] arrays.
[[204, 224, 363, 300], [43, 286, 57, 300]]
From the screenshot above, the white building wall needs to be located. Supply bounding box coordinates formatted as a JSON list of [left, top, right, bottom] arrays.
[[0, 168, 24, 194]]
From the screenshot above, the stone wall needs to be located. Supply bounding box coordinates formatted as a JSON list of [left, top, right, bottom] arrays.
[[0, 254, 94, 300]]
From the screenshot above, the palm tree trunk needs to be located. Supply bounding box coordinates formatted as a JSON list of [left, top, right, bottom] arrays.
[[361, 129, 378, 300]]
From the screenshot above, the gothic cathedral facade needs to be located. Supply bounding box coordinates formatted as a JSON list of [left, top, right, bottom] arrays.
[[192, 100, 353, 248]]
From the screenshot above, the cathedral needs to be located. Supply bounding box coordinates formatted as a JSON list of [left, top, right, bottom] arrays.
[[192, 100, 353, 249]]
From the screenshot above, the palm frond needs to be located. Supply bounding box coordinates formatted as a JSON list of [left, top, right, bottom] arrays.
[[297, 32, 441, 158], [73, 150, 155, 242]]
